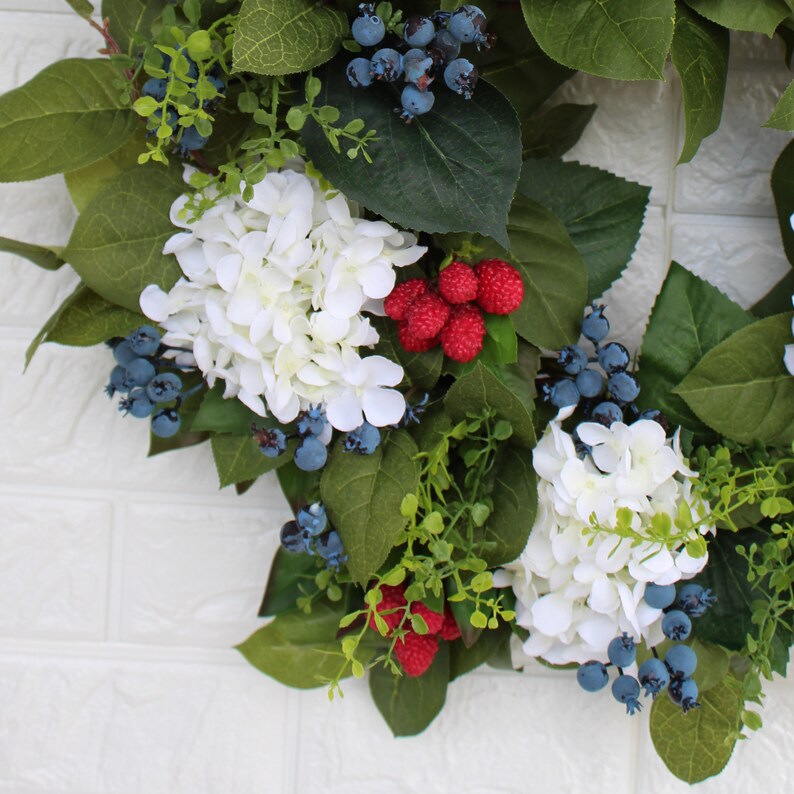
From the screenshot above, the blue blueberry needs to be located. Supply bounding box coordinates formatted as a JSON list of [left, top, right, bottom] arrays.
[[118, 388, 156, 418], [558, 344, 588, 375], [607, 633, 636, 668], [443, 58, 478, 99], [676, 584, 717, 617], [643, 582, 676, 609], [146, 372, 182, 403], [428, 29, 461, 63], [296, 503, 327, 536], [549, 379, 580, 408], [404, 15, 436, 47], [344, 421, 381, 454], [448, 5, 489, 48], [316, 530, 347, 570], [611, 674, 643, 715], [581, 305, 609, 343], [113, 340, 137, 367], [404, 51, 435, 90], [280, 520, 310, 554], [297, 405, 327, 437], [576, 660, 609, 692], [401, 393, 429, 426], [128, 325, 161, 356], [669, 676, 700, 713], [664, 644, 698, 678], [590, 401, 623, 426], [399, 84, 435, 121], [124, 357, 157, 388], [106, 365, 128, 397], [371, 48, 403, 82], [638, 657, 670, 697], [598, 342, 630, 374], [179, 126, 208, 153], [346, 57, 373, 88], [294, 436, 328, 471], [352, 13, 386, 47], [207, 75, 225, 94], [608, 371, 640, 404], [151, 407, 181, 438], [254, 427, 287, 459], [662, 610, 692, 642], [575, 368, 605, 399], [142, 77, 167, 101]]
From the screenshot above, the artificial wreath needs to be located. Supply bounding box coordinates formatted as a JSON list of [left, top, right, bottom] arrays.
[[4, 0, 794, 784]]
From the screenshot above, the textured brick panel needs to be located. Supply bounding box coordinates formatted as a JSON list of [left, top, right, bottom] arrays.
[[0, 494, 111, 639]]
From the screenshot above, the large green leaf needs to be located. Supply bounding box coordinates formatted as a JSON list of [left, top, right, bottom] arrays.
[[444, 362, 536, 447], [638, 263, 754, 432], [685, 0, 790, 36], [192, 383, 263, 435], [0, 236, 63, 271], [102, 0, 162, 56], [671, 4, 729, 163], [478, 444, 536, 565], [674, 313, 794, 445], [449, 623, 511, 680], [521, 103, 597, 160], [766, 79, 794, 131], [771, 139, 794, 265], [233, 0, 346, 76], [211, 432, 291, 488], [518, 159, 649, 299], [521, 0, 675, 81], [238, 603, 367, 688], [650, 679, 741, 783], [302, 62, 521, 247], [371, 316, 443, 390], [320, 430, 419, 585], [63, 162, 185, 312], [369, 641, 449, 736], [259, 548, 319, 617], [0, 59, 138, 182]]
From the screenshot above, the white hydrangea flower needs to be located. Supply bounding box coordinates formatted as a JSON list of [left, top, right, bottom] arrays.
[[497, 414, 714, 666], [140, 162, 426, 429]]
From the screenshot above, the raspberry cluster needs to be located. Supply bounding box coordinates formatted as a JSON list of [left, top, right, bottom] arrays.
[[384, 259, 524, 363], [368, 584, 461, 676]]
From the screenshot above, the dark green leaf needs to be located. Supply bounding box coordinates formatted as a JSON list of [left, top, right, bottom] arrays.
[[482, 314, 518, 366], [320, 430, 419, 585], [638, 262, 754, 432], [671, 4, 729, 163], [650, 679, 741, 783], [449, 623, 511, 680], [369, 641, 449, 736], [259, 548, 319, 617], [302, 62, 521, 247], [685, 0, 790, 36], [371, 316, 443, 390], [521, 0, 675, 80], [102, 0, 163, 56], [771, 138, 794, 265], [277, 460, 322, 514], [211, 432, 291, 488], [233, 0, 346, 76], [0, 59, 138, 182], [444, 362, 535, 447], [238, 603, 367, 688], [753, 270, 794, 318], [63, 162, 185, 312], [518, 159, 649, 299], [521, 103, 597, 160], [690, 638, 731, 693], [766, 80, 794, 131], [674, 313, 794, 445], [0, 236, 63, 271], [192, 383, 262, 435]]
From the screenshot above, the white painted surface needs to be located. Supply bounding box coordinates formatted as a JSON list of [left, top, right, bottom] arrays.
[[0, 3, 792, 792]]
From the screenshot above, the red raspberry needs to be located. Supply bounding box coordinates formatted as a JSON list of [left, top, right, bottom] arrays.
[[438, 261, 479, 304], [475, 259, 525, 315], [410, 602, 444, 635], [440, 304, 486, 363], [440, 607, 461, 641], [397, 321, 439, 353], [405, 291, 452, 340], [394, 630, 440, 676], [368, 584, 407, 636], [384, 278, 428, 321]]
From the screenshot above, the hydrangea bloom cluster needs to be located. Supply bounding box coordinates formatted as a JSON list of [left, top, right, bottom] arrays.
[[497, 412, 714, 666], [140, 164, 426, 431]]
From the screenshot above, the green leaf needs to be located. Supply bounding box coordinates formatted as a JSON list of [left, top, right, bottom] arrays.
[[369, 641, 449, 736], [102, 0, 163, 56], [320, 430, 419, 585], [238, 603, 368, 688], [771, 138, 794, 265], [64, 0, 94, 18], [518, 159, 649, 299], [449, 623, 511, 680], [444, 362, 535, 447], [63, 162, 185, 312], [370, 316, 443, 390], [192, 383, 263, 435], [478, 444, 537, 566], [0, 59, 138, 182], [650, 679, 741, 783], [302, 62, 521, 247], [690, 638, 731, 693], [752, 270, 794, 318], [638, 262, 754, 432], [670, 4, 729, 163], [673, 313, 794, 445], [765, 79, 794, 131], [685, 0, 790, 36], [0, 236, 63, 271], [521, 0, 675, 81], [277, 460, 322, 514], [211, 432, 291, 488], [482, 314, 518, 366], [232, 0, 346, 76], [521, 103, 597, 160], [259, 548, 319, 617]]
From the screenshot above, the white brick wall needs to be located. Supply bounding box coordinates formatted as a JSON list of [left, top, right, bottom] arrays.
[[0, 3, 792, 792]]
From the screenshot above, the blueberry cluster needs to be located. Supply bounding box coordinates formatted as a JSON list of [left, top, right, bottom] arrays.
[[542, 305, 662, 428], [279, 502, 348, 571], [253, 406, 382, 473], [346, 4, 493, 122], [105, 326, 198, 438], [576, 583, 716, 715]]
